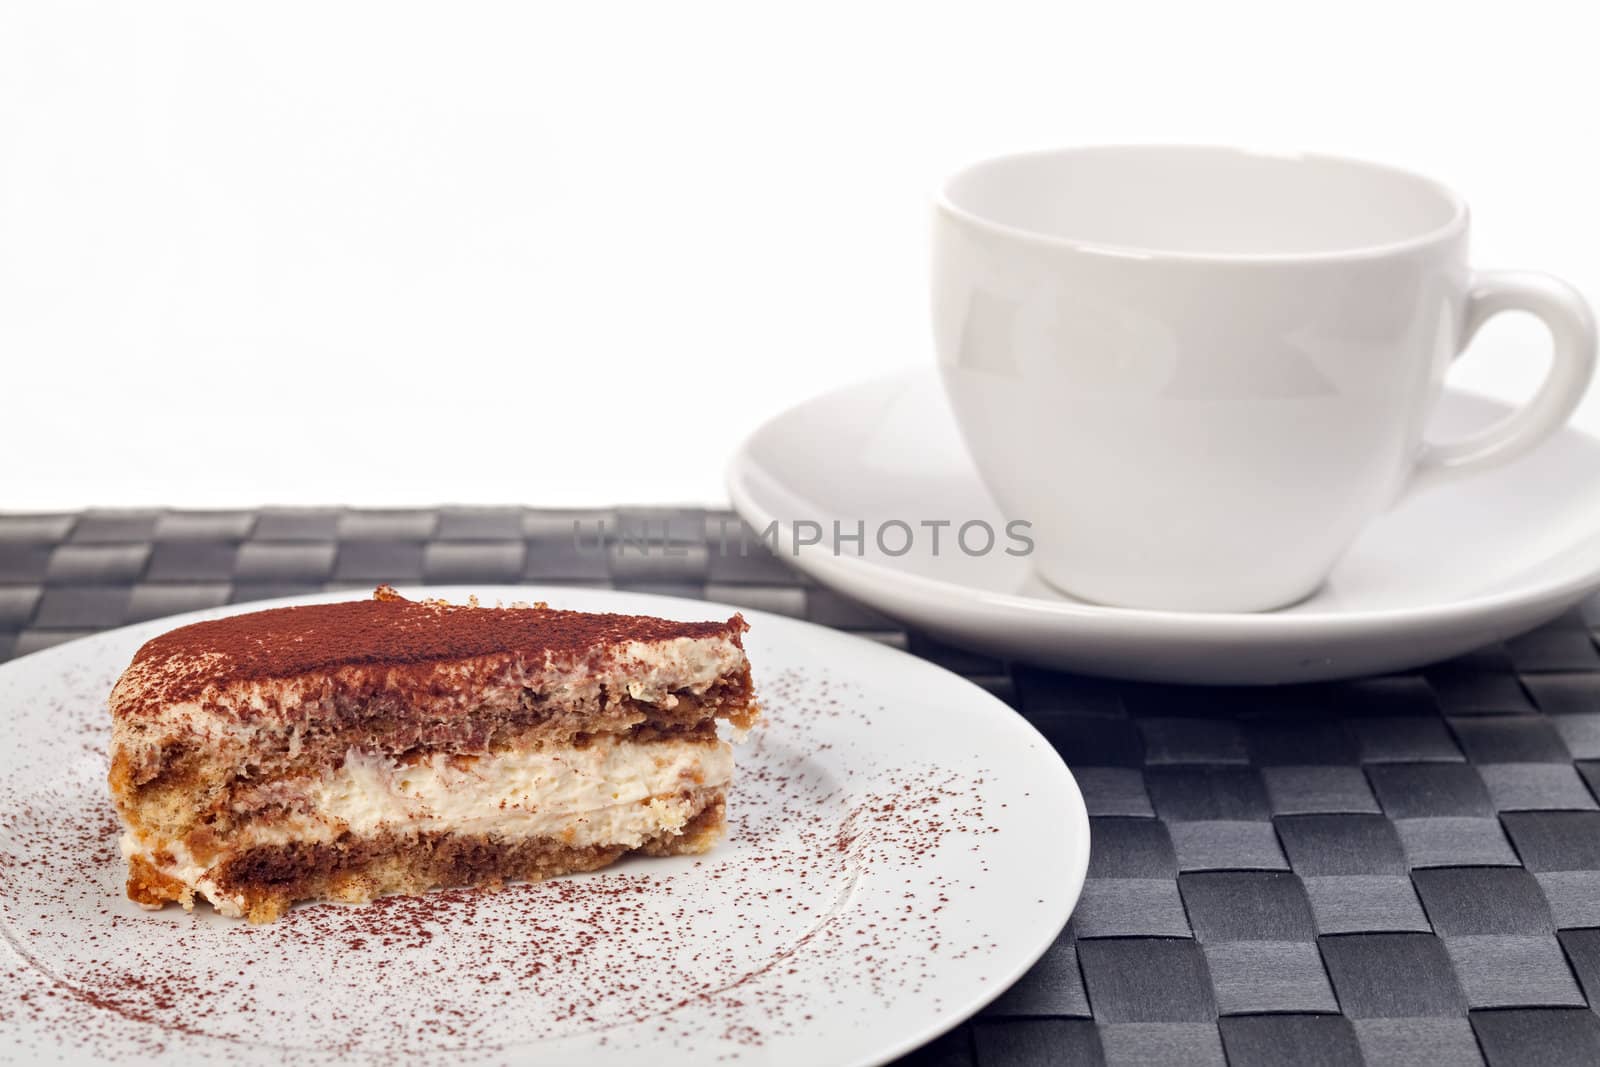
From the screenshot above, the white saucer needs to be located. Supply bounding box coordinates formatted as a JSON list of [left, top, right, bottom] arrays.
[[728, 370, 1600, 684]]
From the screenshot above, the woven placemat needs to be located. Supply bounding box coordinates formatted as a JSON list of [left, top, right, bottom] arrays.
[[4, 507, 1600, 1066]]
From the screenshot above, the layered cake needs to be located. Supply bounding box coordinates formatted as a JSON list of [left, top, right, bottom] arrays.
[[108, 587, 758, 922]]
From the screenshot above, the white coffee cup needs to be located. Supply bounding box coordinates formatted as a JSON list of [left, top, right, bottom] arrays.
[[932, 145, 1597, 613]]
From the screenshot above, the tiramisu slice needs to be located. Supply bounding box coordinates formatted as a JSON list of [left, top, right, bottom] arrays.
[[109, 587, 757, 922]]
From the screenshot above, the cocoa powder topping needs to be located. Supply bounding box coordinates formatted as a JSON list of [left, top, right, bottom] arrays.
[[118, 587, 746, 715]]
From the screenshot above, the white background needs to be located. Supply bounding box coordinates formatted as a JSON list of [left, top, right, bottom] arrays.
[[3, 0, 1597, 510]]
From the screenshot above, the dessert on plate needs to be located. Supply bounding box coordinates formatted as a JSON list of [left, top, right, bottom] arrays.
[[108, 586, 758, 922]]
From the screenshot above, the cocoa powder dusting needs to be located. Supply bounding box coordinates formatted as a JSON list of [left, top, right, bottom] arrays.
[[115, 587, 747, 718], [2, 659, 1025, 1062]]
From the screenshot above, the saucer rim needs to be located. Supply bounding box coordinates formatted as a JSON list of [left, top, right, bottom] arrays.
[[727, 369, 1600, 636]]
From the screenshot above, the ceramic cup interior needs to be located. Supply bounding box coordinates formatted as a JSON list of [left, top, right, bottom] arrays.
[[940, 145, 1466, 258]]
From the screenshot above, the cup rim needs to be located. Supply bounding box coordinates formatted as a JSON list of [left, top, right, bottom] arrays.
[[936, 143, 1470, 265]]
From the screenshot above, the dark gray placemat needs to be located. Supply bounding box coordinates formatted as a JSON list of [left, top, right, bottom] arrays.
[[4, 507, 1600, 1066]]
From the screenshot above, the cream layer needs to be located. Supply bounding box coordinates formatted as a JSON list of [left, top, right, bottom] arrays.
[[122, 737, 732, 916]]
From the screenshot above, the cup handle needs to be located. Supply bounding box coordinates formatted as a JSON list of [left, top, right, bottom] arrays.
[[1410, 270, 1597, 495]]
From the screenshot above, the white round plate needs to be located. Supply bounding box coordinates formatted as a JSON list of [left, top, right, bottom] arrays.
[[0, 587, 1087, 1065], [728, 369, 1600, 685]]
